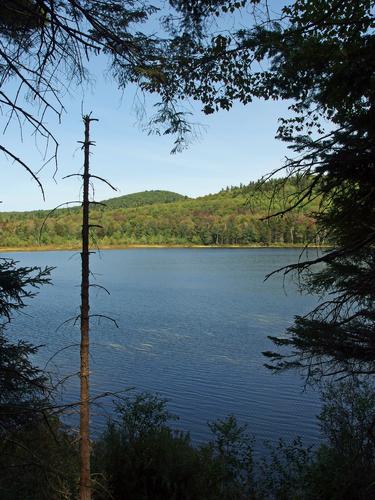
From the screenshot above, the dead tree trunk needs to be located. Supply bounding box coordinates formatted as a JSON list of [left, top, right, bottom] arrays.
[[80, 115, 93, 500]]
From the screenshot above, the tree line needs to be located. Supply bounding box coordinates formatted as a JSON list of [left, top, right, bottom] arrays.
[[0, 180, 319, 248]]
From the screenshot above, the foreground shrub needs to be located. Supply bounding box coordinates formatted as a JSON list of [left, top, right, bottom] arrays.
[[92, 392, 255, 499], [2, 381, 375, 499], [0, 332, 78, 499], [0, 415, 78, 499], [306, 380, 375, 500], [257, 380, 375, 500]]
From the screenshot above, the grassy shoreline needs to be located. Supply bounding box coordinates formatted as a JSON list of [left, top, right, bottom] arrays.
[[0, 243, 330, 253]]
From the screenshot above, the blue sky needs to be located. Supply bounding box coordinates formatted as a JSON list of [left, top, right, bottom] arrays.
[[1, 45, 292, 212]]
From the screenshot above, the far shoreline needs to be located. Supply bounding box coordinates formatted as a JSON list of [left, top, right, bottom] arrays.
[[0, 243, 331, 253]]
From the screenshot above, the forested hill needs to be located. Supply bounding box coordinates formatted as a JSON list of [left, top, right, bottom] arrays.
[[101, 190, 188, 209], [0, 180, 321, 248]]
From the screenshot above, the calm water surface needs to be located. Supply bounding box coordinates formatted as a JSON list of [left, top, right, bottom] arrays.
[[6, 248, 322, 449]]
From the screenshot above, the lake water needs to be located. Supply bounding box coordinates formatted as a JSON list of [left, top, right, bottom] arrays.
[[5, 248, 322, 449]]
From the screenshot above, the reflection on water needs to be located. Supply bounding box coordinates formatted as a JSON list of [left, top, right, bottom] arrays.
[[6, 248, 321, 449]]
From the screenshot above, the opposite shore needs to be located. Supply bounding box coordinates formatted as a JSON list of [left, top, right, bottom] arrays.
[[0, 243, 330, 253]]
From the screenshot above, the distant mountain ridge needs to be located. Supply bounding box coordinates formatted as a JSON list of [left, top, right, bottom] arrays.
[[0, 179, 322, 248], [101, 190, 188, 209], [0, 190, 188, 216]]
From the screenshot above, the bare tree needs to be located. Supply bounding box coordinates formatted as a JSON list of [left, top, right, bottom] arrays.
[[80, 114, 93, 499], [73, 114, 117, 499]]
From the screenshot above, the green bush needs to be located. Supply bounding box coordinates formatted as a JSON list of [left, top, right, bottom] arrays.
[[92, 392, 255, 500], [0, 416, 78, 499], [306, 380, 375, 500], [257, 380, 375, 500], [2, 356, 374, 500]]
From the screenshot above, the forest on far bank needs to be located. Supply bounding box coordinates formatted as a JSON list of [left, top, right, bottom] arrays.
[[0, 178, 321, 248]]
